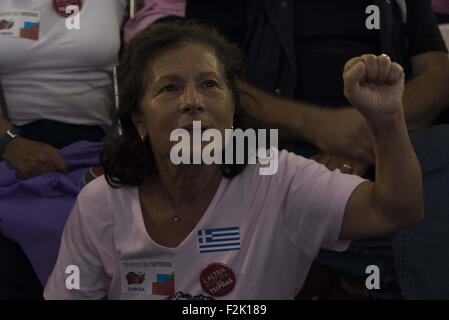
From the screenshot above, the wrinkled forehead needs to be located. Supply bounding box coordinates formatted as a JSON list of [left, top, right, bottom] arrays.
[[145, 43, 227, 85]]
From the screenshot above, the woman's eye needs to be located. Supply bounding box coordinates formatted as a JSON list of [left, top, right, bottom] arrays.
[[203, 80, 217, 88], [161, 84, 177, 93]]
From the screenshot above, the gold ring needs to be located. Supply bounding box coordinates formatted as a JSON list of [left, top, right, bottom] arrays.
[[342, 163, 352, 170]]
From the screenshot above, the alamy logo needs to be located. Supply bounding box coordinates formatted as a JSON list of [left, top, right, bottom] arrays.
[[65, 265, 80, 290], [65, 5, 80, 30], [169, 121, 279, 175], [365, 5, 380, 30], [365, 265, 380, 290]]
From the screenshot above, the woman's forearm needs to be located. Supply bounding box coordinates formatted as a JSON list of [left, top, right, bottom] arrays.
[[368, 109, 424, 228]]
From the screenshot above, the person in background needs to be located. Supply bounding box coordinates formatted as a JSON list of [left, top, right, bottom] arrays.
[[0, 0, 127, 299], [123, 0, 185, 44]]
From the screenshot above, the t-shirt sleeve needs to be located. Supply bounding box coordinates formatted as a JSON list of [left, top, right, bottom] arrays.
[[407, 0, 448, 55], [276, 151, 368, 259], [44, 199, 109, 300]]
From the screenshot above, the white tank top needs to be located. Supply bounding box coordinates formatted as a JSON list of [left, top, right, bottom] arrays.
[[0, 0, 126, 127]]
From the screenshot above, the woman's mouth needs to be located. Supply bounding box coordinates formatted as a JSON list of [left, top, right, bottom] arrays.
[[181, 122, 210, 132]]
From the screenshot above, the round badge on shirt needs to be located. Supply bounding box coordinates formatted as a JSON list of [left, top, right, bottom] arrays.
[[200, 263, 236, 297], [53, 0, 82, 17]]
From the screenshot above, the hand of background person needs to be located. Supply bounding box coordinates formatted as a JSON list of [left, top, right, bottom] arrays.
[[311, 107, 375, 166], [1, 136, 68, 179], [310, 152, 370, 177]]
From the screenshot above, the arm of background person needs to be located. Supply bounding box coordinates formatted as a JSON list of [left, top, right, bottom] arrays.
[[403, 51, 449, 131], [0, 115, 67, 179], [308, 48, 449, 175], [401, 0, 449, 130], [238, 49, 449, 164], [401, 0, 449, 129], [237, 80, 376, 165]]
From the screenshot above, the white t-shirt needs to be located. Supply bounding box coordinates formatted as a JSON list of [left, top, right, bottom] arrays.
[[0, 0, 126, 127], [44, 150, 367, 300]]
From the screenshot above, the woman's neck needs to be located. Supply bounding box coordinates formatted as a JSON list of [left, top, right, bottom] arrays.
[[143, 162, 223, 212]]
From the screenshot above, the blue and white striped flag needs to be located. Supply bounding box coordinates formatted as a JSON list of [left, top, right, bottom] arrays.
[[197, 227, 240, 253]]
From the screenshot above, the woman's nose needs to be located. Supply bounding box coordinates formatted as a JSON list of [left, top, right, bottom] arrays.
[[180, 86, 205, 113]]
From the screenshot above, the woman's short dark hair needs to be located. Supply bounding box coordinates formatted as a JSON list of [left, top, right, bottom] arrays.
[[101, 19, 250, 187]]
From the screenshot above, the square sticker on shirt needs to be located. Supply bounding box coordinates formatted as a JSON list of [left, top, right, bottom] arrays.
[[0, 10, 40, 40], [120, 258, 175, 296], [197, 226, 240, 253]]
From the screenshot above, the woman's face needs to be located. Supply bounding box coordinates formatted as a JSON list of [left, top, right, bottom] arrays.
[[134, 43, 235, 160]]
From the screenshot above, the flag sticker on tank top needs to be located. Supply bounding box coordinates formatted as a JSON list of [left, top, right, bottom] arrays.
[[79, 166, 104, 190], [0, 11, 40, 40], [197, 227, 240, 253], [120, 258, 175, 296]]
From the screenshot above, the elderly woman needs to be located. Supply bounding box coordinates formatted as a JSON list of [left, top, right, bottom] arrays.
[[44, 21, 423, 300]]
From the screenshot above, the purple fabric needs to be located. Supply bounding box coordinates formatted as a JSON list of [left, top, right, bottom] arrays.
[[123, 0, 186, 44], [0, 141, 103, 286], [433, 0, 449, 14]]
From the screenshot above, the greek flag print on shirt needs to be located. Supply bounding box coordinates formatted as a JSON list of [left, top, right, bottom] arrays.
[[197, 227, 240, 253]]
